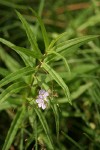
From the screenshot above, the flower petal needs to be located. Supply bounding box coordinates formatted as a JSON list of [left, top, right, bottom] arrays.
[[38, 95, 43, 99], [44, 91, 49, 97], [42, 103, 46, 110], [36, 98, 43, 103], [38, 103, 42, 108], [36, 89, 49, 109], [39, 89, 45, 95]]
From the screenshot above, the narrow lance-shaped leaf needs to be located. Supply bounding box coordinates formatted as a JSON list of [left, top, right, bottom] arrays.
[[46, 35, 99, 63], [51, 102, 59, 140], [0, 67, 10, 77], [42, 63, 71, 104], [54, 35, 99, 53], [0, 96, 23, 111], [78, 14, 100, 31], [0, 0, 27, 9], [47, 51, 71, 72], [0, 40, 34, 67], [0, 82, 27, 104], [0, 38, 41, 59], [30, 8, 49, 50], [0, 101, 17, 111], [71, 82, 93, 101], [16, 11, 42, 58], [0, 66, 35, 88], [48, 32, 68, 50], [35, 108, 54, 150], [0, 46, 21, 71], [2, 106, 26, 150]]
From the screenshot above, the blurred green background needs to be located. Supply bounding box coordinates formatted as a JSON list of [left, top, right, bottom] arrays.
[[0, 0, 100, 149]]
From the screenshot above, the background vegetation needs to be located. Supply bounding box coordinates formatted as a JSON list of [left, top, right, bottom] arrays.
[[0, 0, 100, 150]]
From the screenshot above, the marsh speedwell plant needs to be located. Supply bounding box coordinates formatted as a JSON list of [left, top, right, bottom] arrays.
[[0, 9, 98, 150]]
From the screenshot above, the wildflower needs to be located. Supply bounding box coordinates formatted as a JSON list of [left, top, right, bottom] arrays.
[[36, 89, 49, 110]]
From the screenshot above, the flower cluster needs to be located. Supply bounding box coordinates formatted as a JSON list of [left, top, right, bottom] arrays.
[[36, 89, 49, 110]]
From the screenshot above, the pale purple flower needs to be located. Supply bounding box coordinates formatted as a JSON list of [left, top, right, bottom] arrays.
[[38, 103, 46, 110], [39, 89, 49, 98], [36, 98, 43, 103], [36, 89, 49, 110], [39, 89, 45, 95]]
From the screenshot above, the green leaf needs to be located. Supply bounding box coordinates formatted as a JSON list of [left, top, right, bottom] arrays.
[[48, 32, 68, 50], [0, 66, 35, 88], [30, 8, 49, 50], [20, 128, 24, 150], [0, 67, 10, 77], [71, 82, 93, 100], [25, 133, 35, 150], [2, 106, 26, 150], [42, 63, 71, 104], [55, 35, 99, 53], [35, 108, 54, 150], [51, 102, 59, 140], [0, 101, 16, 111], [47, 51, 70, 72], [0, 82, 27, 104], [0, 38, 41, 59], [78, 14, 100, 31], [0, 0, 27, 9], [0, 46, 21, 71], [16, 11, 42, 58], [0, 97, 23, 111]]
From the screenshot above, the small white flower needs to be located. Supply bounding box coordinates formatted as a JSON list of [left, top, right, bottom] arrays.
[[36, 89, 49, 110]]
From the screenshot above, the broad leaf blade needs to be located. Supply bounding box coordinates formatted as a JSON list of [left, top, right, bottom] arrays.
[[16, 11, 42, 58], [2, 106, 26, 150], [42, 63, 71, 104]]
